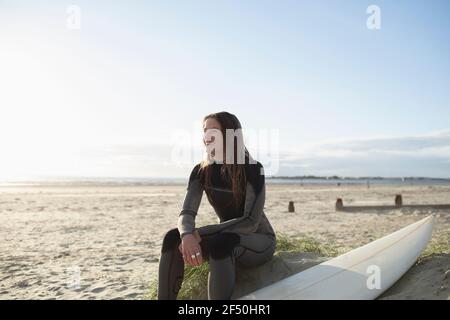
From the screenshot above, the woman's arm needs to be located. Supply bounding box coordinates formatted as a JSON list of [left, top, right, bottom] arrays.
[[177, 164, 203, 238], [196, 164, 265, 236]]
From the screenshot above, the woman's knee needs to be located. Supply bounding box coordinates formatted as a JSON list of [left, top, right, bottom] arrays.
[[206, 232, 240, 260], [236, 238, 276, 268], [161, 228, 181, 253]]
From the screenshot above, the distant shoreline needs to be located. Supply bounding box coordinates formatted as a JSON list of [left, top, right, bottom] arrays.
[[1, 175, 450, 187], [266, 176, 450, 186], [267, 176, 450, 181]]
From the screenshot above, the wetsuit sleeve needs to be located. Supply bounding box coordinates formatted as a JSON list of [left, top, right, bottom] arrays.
[[197, 164, 265, 236], [177, 164, 203, 238]]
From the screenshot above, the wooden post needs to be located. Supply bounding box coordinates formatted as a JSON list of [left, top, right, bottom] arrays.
[[395, 194, 403, 208], [335, 198, 344, 211], [288, 201, 295, 212]]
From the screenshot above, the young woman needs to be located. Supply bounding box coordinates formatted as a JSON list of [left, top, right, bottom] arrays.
[[158, 111, 276, 300]]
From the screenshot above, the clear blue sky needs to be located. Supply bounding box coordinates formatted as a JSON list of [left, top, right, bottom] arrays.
[[1, 0, 449, 179]]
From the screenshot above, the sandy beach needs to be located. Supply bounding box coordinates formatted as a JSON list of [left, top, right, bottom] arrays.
[[0, 182, 448, 300]]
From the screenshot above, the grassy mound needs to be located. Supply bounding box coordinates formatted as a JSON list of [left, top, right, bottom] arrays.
[[144, 234, 337, 300]]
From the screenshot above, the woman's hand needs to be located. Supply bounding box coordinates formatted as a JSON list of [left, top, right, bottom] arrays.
[[178, 232, 203, 266]]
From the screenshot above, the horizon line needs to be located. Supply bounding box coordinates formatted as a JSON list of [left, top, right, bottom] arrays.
[[2, 175, 450, 182]]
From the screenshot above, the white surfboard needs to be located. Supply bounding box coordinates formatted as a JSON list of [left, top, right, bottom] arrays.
[[240, 215, 435, 300]]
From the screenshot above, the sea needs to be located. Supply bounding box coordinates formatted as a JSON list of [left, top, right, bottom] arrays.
[[1, 177, 450, 187]]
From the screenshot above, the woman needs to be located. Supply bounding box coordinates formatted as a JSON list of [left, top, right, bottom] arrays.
[[158, 111, 276, 300]]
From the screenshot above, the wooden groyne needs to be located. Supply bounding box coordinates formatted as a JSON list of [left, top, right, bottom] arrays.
[[335, 194, 450, 212]]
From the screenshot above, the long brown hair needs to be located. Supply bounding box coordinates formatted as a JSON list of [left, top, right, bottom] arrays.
[[199, 112, 251, 207]]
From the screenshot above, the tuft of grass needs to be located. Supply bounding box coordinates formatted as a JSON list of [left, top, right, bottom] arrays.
[[417, 238, 450, 264], [146, 283, 157, 300], [143, 234, 337, 300], [275, 233, 339, 257], [146, 281, 158, 300]]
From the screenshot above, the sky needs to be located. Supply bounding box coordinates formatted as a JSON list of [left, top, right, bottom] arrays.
[[0, 0, 449, 179]]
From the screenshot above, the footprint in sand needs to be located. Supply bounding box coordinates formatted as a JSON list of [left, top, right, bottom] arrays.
[[91, 286, 106, 293], [16, 280, 30, 288], [116, 286, 128, 292]]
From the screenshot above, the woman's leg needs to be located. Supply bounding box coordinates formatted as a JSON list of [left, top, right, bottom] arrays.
[[204, 232, 240, 300], [157, 228, 276, 300], [157, 228, 184, 300], [205, 232, 276, 300]]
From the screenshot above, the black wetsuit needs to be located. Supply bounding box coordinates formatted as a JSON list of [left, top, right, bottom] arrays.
[[158, 161, 276, 300]]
